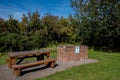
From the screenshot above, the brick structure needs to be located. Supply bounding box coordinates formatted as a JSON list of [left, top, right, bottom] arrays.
[[57, 45, 88, 63]]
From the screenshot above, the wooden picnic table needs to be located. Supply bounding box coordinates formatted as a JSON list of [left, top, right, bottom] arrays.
[[7, 50, 50, 68]]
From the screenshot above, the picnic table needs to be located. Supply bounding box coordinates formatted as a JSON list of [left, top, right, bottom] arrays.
[[7, 50, 56, 76]]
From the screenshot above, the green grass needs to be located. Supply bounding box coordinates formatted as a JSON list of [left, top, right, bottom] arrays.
[[36, 49, 120, 80], [0, 49, 120, 80], [0, 53, 8, 65]]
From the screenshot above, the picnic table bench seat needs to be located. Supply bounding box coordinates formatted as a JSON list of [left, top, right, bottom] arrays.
[[12, 58, 56, 76]]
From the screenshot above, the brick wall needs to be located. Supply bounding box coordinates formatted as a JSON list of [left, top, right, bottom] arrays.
[[57, 45, 88, 63]]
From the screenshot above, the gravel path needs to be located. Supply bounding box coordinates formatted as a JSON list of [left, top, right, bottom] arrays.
[[0, 59, 97, 80]]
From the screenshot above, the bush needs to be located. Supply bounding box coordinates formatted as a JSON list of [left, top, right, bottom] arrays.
[[0, 31, 49, 52]]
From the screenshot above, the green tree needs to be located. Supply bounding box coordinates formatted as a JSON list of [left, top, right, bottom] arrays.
[[41, 13, 59, 42], [71, 0, 120, 52], [20, 10, 41, 36], [27, 10, 41, 36], [0, 18, 7, 33], [6, 15, 20, 33], [58, 17, 73, 43]]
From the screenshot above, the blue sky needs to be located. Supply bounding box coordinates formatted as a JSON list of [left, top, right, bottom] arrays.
[[0, 0, 74, 20]]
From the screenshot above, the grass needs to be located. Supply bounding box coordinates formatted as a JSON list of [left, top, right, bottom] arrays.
[[0, 53, 8, 65], [0, 49, 120, 80], [36, 49, 120, 80]]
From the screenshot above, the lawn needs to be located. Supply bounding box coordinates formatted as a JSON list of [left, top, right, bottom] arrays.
[[36, 49, 120, 80], [0, 49, 120, 80], [0, 53, 8, 65]]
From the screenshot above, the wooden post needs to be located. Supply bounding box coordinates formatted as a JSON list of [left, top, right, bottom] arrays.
[[51, 61, 55, 68], [46, 52, 50, 59], [11, 57, 16, 65], [14, 68, 20, 76]]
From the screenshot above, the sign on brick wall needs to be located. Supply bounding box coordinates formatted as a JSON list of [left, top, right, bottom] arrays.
[[75, 46, 80, 54]]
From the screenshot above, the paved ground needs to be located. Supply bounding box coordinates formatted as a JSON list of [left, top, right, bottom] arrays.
[[0, 59, 97, 80]]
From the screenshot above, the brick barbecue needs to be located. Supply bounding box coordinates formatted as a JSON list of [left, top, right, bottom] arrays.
[[57, 45, 88, 63]]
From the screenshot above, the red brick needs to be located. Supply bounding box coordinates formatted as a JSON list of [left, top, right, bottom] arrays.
[[57, 45, 88, 63]]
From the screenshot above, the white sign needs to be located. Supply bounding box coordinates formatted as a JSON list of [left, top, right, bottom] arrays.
[[75, 46, 80, 54]]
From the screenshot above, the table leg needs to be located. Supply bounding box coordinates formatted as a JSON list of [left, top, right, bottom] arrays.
[[13, 68, 21, 76], [46, 52, 50, 59], [8, 57, 16, 68], [7, 58, 12, 68]]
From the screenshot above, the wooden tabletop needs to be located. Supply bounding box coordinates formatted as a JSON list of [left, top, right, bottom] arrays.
[[7, 50, 50, 57]]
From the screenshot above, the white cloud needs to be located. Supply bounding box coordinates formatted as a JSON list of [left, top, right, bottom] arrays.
[[13, 12, 23, 21], [0, 1, 27, 20], [52, 0, 74, 17]]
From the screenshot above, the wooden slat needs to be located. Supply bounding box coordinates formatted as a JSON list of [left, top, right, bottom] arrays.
[[12, 58, 56, 69], [7, 50, 50, 57]]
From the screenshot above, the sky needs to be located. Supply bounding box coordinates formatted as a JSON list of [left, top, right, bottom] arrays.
[[0, 0, 74, 20]]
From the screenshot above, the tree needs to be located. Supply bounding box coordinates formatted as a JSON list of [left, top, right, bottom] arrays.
[[27, 10, 41, 35], [41, 13, 59, 42], [58, 17, 74, 43], [71, 0, 120, 52], [6, 15, 20, 33], [0, 18, 7, 33], [20, 10, 42, 36]]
